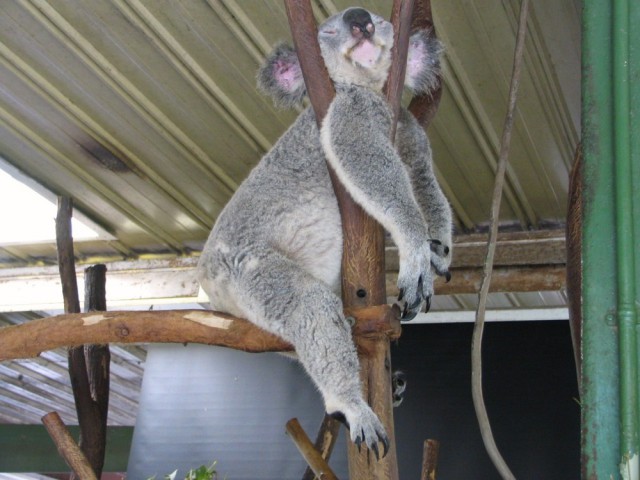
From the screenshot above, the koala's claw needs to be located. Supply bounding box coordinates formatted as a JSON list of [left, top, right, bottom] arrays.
[[355, 433, 363, 452], [424, 295, 432, 313], [355, 429, 389, 460], [401, 297, 422, 321], [335, 404, 389, 460]]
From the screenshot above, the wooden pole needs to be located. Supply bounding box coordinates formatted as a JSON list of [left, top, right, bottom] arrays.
[[73, 265, 110, 478], [286, 418, 339, 480], [42, 412, 99, 480], [420, 439, 440, 480], [56, 199, 109, 479], [0, 305, 401, 362], [301, 415, 341, 480]]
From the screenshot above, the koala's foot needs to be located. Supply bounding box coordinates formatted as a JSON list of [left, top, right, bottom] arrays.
[[392, 370, 406, 407], [396, 244, 434, 321], [429, 239, 452, 282], [397, 276, 429, 321], [329, 402, 389, 460]]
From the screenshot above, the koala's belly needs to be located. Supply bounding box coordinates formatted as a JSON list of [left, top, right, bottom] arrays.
[[276, 194, 342, 291]]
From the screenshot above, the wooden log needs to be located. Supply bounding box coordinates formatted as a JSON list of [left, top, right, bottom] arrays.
[[55, 197, 80, 314], [70, 265, 110, 479], [42, 412, 98, 480], [386, 265, 566, 296], [301, 414, 341, 480], [286, 418, 339, 480], [385, 229, 568, 271], [56, 197, 102, 480], [420, 439, 440, 480], [0, 305, 400, 362], [284, 0, 334, 121]]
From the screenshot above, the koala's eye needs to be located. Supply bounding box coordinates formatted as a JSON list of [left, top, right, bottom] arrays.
[[321, 29, 337, 35]]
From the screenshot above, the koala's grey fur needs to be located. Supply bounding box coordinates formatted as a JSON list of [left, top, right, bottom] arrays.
[[197, 7, 452, 457]]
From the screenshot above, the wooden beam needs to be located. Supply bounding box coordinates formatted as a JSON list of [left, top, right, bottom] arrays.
[[386, 265, 566, 296], [286, 418, 339, 480], [0, 230, 567, 312], [0, 305, 400, 362], [73, 265, 110, 479], [42, 412, 98, 480], [385, 229, 566, 271]]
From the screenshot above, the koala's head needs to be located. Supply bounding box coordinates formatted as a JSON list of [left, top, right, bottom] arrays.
[[317, 8, 394, 91], [258, 7, 443, 109]]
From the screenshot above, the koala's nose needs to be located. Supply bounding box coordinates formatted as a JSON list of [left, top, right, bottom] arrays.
[[343, 8, 375, 39]]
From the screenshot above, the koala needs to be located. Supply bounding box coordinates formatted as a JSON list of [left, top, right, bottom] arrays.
[[197, 7, 452, 459]]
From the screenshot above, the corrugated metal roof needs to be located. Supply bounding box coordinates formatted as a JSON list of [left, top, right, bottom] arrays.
[[0, 0, 580, 427]]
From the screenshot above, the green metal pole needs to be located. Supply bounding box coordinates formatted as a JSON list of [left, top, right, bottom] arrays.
[[582, 0, 620, 478], [583, 0, 640, 478], [613, 0, 639, 476]]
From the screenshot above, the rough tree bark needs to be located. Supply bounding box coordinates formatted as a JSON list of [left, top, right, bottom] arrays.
[[0, 305, 401, 362]]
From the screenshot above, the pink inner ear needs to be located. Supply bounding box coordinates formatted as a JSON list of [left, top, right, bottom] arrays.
[[275, 60, 301, 92], [407, 41, 427, 80]]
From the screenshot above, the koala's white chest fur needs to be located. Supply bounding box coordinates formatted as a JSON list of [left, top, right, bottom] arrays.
[[275, 190, 343, 291]]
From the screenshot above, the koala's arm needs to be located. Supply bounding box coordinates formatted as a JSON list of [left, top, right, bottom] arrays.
[[321, 87, 427, 251], [320, 86, 434, 313], [396, 109, 453, 273]]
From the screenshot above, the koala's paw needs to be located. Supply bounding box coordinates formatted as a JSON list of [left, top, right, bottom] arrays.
[[331, 402, 389, 460], [392, 370, 406, 407], [429, 239, 452, 282], [396, 245, 433, 321]]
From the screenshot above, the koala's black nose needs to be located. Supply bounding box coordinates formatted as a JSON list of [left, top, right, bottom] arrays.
[[343, 8, 375, 39]]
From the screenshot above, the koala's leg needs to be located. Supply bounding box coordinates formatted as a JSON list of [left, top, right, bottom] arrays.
[[202, 247, 389, 456], [396, 109, 453, 277]]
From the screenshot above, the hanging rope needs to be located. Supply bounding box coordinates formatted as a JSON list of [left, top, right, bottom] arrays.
[[471, 1, 530, 479]]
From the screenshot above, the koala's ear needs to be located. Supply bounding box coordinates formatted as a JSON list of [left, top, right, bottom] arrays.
[[257, 43, 307, 108], [405, 29, 444, 95]]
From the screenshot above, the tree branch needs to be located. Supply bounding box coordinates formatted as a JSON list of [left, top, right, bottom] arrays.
[[286, 418, 339, 480], [0, 305, 400, 362], [42, 412, 98, 480]]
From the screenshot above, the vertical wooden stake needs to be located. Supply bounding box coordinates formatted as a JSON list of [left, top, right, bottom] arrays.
[[79, 265, 111, 476], [42, 412, 98, 480], [302, 414, 341, 480], [56, 198, 110, 479], [286, 418, 339, 480], [420, 439, 440, 480]]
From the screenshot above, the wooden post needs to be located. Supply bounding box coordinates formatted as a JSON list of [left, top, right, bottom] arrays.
[[286, 418, 339, 480], [76, 265, 110, 478], [55, 198, 109, 478], [301, 415, 341, 480], [420, 439, 440, 480], [42, 412, 99, 480]]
